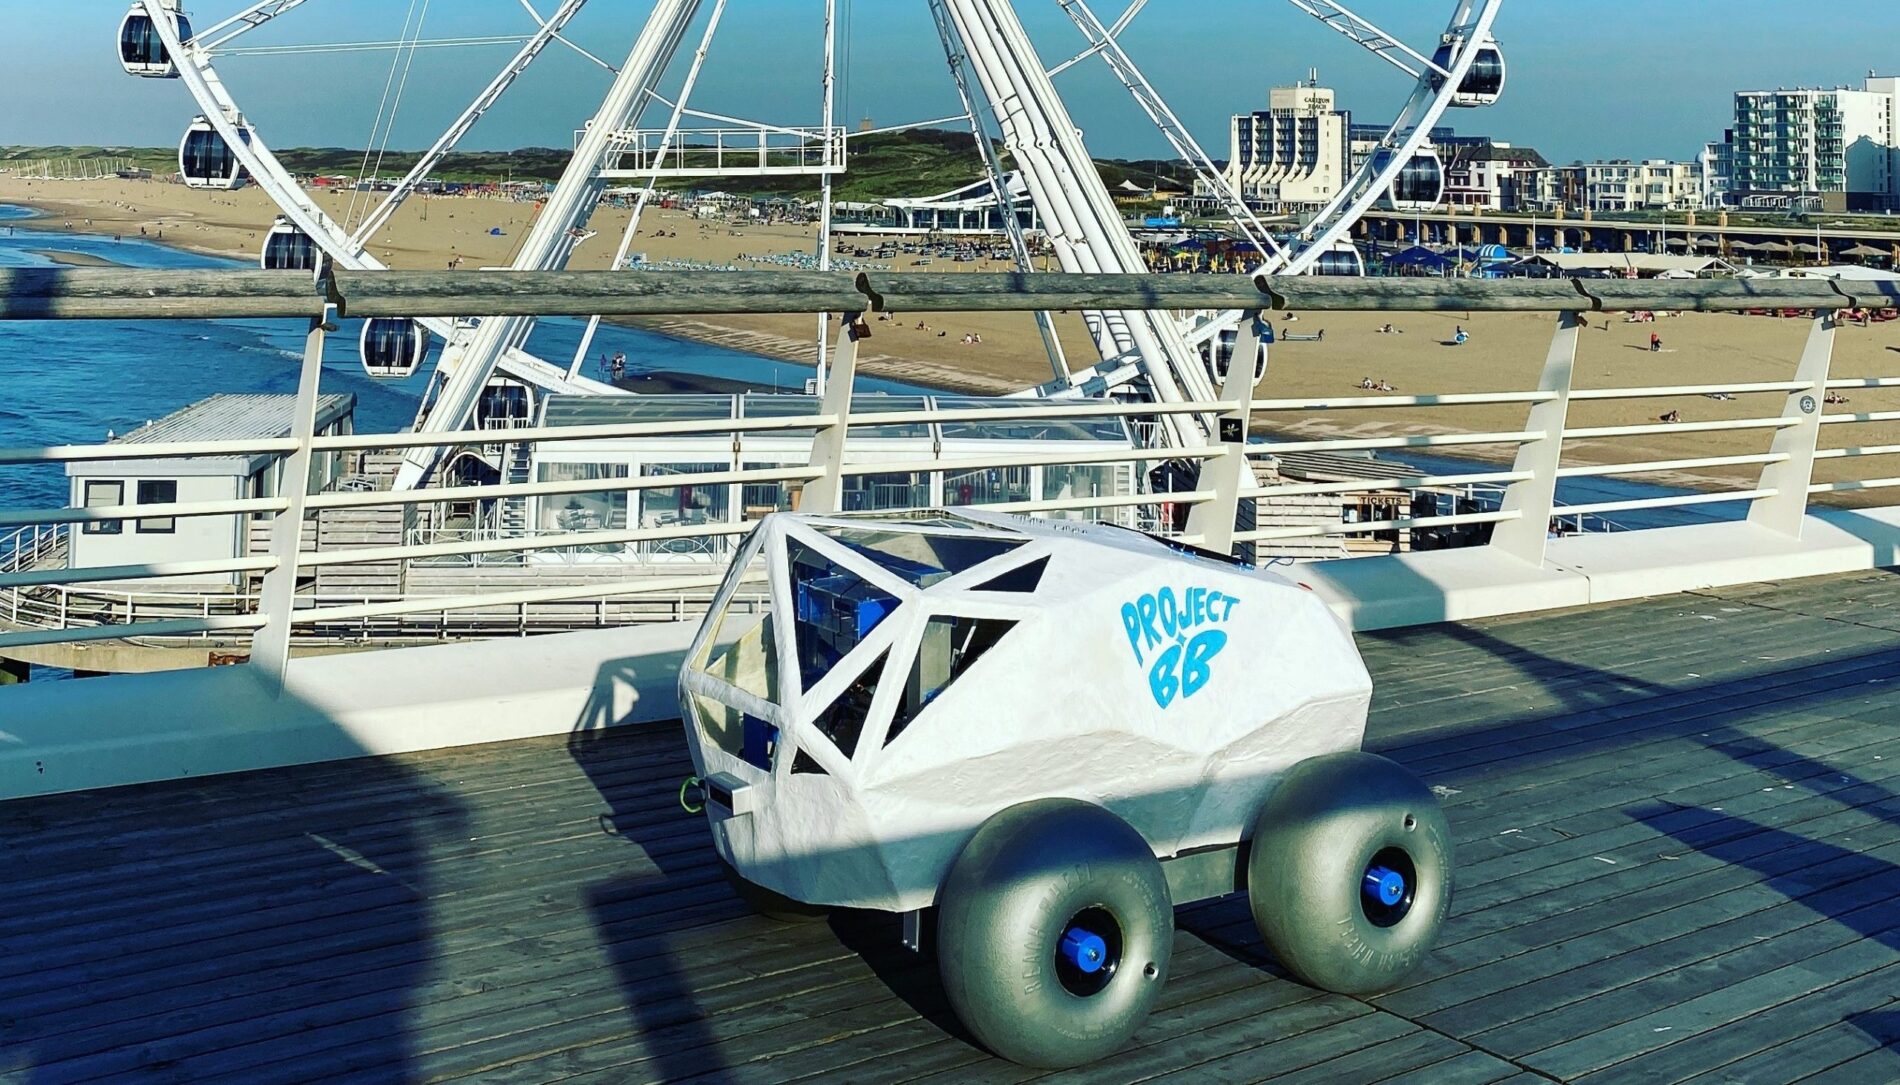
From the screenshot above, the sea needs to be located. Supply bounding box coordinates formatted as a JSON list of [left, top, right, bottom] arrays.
[[0, 202, 1741, 528]]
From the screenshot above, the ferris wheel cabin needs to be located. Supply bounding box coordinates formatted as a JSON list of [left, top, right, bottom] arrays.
[[1372, 148, 1445, 214], [1432, 38, 1506, 108], [1311, 242, 1366, 277], [260, 219, 320, 272], [360, 319, 430, 381], [179, 117, 251, 190], [1201, 325, 1269, 385], [118, 3, 191, 79]]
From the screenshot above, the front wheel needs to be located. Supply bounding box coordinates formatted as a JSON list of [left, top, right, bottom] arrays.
[[936, 799, 1173, 1068], [1247, 752, 1452, 995]]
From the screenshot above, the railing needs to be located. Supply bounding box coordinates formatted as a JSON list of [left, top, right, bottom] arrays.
[[2, 269, 1898, 682]]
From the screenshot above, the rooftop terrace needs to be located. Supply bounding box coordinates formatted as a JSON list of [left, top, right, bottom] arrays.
[[4, 570, 1896, 1082]]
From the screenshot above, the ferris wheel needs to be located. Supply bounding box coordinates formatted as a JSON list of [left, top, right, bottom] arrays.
[[116, 0, 1508, 477]]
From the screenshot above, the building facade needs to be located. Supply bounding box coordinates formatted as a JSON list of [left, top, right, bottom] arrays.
[[1223, 78, 1349, 212], [1727, 79, 1896, 210], [1442, 144, 1547, 211], [1580, 160, 1702, 213]]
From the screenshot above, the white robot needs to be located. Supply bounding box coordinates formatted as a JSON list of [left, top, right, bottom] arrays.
[[679, 510, 1451, 1067]]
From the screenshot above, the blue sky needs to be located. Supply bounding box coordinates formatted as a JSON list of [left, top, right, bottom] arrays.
[[14, 1, 1900, 164]]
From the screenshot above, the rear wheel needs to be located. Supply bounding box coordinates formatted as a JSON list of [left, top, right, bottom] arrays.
[[1247, 752, 1451, 994], [937, 799, 1172, 1067]]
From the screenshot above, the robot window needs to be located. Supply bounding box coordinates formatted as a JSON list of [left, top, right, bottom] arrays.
[[789, 541, 902, 691], [816, 525, 1025, 587], [886, 616, 1017, 748], [687, 690, 779, 772], [809, 649, 888, 760], [696, 549, 778, 705], [971, 555, 1048, 594]]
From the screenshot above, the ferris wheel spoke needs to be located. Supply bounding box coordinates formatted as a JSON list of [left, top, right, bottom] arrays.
[[214, 36, 537, 58], [348, 0, 593, 251], [1056, 0, 1285, 265], [192, 0, 317, 53], [1281, 0, 1448, 80], [516, 0, 618, 73], [1045, 0, 1146, 78], [1282, 0, 1505, 274]]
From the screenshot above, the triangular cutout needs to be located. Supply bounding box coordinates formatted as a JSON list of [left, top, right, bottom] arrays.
[[810, 650, 886, 760], [972, 555, 1048, 594], [792, 749, 828, 775], [814, 525, 1023, 587], [788, 540, 900, 691], [886, 617, 1017, 748]]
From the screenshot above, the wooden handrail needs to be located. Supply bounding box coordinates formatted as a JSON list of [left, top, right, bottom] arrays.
[[0, 267, 1892, 321]]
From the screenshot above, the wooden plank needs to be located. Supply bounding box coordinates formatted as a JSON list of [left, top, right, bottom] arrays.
[[1586, 964, 1900, 1083], [6, 572, 1900, 1082]]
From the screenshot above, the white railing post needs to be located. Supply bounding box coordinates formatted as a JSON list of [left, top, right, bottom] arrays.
[[250, 304, 333, 690], [1748, 311, 1835, 537], [799, 314, 865, 514], [1185, 311, 1264, 557], [1488, 310, 1580, 564]]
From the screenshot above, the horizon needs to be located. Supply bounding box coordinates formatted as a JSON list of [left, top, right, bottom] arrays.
[[12, 2, 1900, 168]]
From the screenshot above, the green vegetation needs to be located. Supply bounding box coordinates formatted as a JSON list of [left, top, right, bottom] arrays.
[[0, 129, 1200, 201]]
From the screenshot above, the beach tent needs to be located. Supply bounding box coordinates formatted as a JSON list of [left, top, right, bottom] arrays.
[[1382, 246, 1454, 271], [1777, 264, 1900, 282], [1517, 252, 1738, 277]]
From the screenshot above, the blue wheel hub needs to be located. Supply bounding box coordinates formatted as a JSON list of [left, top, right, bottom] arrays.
[[1060, 927, 1109, 974], [1364, 865, 1407, 908]]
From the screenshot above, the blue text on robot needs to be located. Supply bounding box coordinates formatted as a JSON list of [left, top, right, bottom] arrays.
[[1119, 587, 1240, 709]]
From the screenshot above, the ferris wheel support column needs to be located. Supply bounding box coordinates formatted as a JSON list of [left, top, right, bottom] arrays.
[[395, 0, 706, 490], [938, 0, 1215, 446]]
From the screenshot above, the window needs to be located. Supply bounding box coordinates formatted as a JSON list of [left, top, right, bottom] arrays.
[[886, 617, 1017, 748], [640, 463, 731, 529], [789, 541, 900, 690], [741, 461, 802, 517], [537, 463, 629, 540], [136, 480, 178, 534], [82, 481, 124, 535]]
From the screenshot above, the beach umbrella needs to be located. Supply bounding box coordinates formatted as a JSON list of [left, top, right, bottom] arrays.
[[1663, 236, 1690, 249], [1758, 239, 1794, 253], [1794, 242, 1824, 254], [1843, 242, 1887, 258], [1726, 240, 1761, 252], [1694, 235, 1720, 249]]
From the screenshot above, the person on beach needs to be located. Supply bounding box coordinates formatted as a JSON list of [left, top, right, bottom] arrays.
[[1650, 332, 1662, 352], [1454, 326, 1469, 345]]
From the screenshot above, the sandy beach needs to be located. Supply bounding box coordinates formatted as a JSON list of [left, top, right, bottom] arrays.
[[8, 174, 1900, 504]]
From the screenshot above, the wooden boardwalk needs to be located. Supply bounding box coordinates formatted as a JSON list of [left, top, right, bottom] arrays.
[[3, 571, 1899, 1083]]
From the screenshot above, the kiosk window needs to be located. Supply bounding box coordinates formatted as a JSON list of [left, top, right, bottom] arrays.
[[83, 481, 124, 535], [137, 480, 178, 534]]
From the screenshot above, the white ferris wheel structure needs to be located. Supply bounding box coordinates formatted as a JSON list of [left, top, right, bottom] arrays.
[[117, 0, 1508, 487]]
